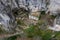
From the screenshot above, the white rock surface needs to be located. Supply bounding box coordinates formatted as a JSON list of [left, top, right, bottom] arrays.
[[48, 0, 60, 15], [49, 16, 60, 31], [29, 15, 38, 20]]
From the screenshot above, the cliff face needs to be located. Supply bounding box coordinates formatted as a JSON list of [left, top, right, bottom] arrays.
[[11, 0, 47, 12], [48, 0, 60, 15], [0, 0, 16, 32], [0, 0, 47, 32]]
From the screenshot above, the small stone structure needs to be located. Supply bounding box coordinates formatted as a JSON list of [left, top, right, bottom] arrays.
[[29, 11, 40, 20]]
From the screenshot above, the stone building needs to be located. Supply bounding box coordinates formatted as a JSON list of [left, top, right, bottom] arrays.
[[28, 0, 47, 20]]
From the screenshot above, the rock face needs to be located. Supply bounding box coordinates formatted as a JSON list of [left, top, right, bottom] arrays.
[[48, 16, 60, 31], [11, 0, 47, 12], [0, 0, 16, 32], [27, 0, 47, 12], [0, 0, 47, 32], [48, 0, 60, 15]]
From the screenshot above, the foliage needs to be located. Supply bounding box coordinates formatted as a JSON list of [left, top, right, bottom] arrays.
[[41, 11, 45, 15], [7, 36, 17, 40], [54, 32, 60, 40], [17, 19, 26, 26], [24, 24, 53, 40], [41, 30, 53, 40], [50, 15, 56, 19], [0, 28, 4, 34], [0, 25, 8, 34], [24, 25, 35, 37]]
